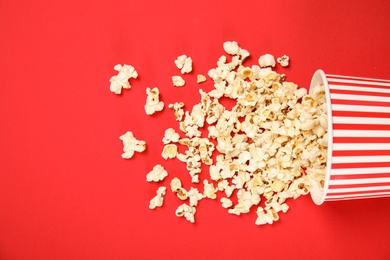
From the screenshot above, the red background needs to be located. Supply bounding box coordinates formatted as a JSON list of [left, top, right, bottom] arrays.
[[1, 0, 390, 259]]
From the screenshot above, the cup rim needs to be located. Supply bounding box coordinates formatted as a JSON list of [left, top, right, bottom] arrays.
[[308, 69, 334, 205]]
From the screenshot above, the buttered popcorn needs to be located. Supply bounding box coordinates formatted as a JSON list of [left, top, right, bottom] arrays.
[[160, 41, 327, 224], [109, 64, 138, 94], [112, 41, 327, 225]]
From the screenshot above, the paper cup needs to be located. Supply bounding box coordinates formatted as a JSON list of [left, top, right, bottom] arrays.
[[309, 70, 390, 205]]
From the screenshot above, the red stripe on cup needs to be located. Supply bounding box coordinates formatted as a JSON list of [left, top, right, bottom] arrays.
[[332, 110, 390, 118], [332, 150, 390, 156], [333, 124, 390, 131], [332, 162, 390, 169]]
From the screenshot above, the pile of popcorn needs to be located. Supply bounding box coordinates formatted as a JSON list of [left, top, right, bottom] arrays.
[[109, 41, 328, 225]]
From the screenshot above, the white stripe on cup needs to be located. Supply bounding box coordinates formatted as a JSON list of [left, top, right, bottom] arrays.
[[331, 167, 390, 176], [332, 104, 390, 113], [333, 130, 390, 137], [328, 185, 390, 193], [329, 177, 390, 185], [326, 192, 390, 199], [330, 93, 390, 103], [329, 84, 390, 94], [332, 116, 390, 125], [333, 143, 390, 151], [332, 155, 390, 164]]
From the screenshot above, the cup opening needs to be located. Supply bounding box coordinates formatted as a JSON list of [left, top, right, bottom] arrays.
[[308, 70, 333, 205]]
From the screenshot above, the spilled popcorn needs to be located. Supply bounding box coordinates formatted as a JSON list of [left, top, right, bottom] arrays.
[[110, 41, 327, 225]]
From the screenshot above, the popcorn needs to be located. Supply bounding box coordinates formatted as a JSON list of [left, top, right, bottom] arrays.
[[188, 187, 203, 206], [175, 204, 196, 223], [114, 41, 329, 225], [277, 55, 290, 67], [119, 131, 146, 159], [162, 128, 180, 144], [203, 179, 217, 199], [168, 102, 185, 121], [172, 76, 185, 87], [145, 87, 164, 115], [170, 177, 182, 192], [220, 197, 233, 209], [174, 55, 193, 74], [223, 41, 240, 55], [197, 74, 207, 83], [259, 54, 276, 67], [149, 186, 166, 209], [146, 164, 168, 182], [109, 64, 138, 94], [162, 144, 178, 159]]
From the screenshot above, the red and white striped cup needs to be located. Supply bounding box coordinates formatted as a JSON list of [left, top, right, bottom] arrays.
[[309, 70, 390, 205]]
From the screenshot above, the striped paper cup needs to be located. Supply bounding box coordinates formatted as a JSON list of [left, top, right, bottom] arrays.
[[309, 69, 390, 205]]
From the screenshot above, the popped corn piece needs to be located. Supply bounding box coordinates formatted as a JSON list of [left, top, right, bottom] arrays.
[[176, 187, 188, 200], [255, 207, 273, 225], [162, 128, 180, 144], [162, 144, 178, 160], [145, 87, 164, 115], [109, 64, 138, 94], [119, 131, 146, 159], [170, 177, 182, 192], [168, 102, 185, 121], [197, 74, 207, 83], [141, 41, 328, 225], [203, 179, 217, 199], [174, 55, 193, 74], [146, 164, 168, 182], [149, 186, 166, 209], [172, 76, 186, 87], [277, 55, 290, 67], [223, 41, 240, 55], [175, 203, 196, 223], [220, 197, 233, 209], [258, 54, 276, 68], [188, 187, 203, 206]]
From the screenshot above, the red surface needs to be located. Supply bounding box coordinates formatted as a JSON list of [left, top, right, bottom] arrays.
[[1, 0, 390, 259]]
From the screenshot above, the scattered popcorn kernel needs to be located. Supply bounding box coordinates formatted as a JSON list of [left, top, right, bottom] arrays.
[[109, 64, 138, 94], [119, 131, 146, 159], [168, 102, 185, 121], [175, 204, 196, 223], [188, 187, 203, 206], [174, 55, 193, 74], [162, 144, 178, 160], [259, 54, 276, 68], [197, 74, 207, 83], [176, 187, 188, 200], [170, 177, 182, 192], [115, 41, 328, 225], [203, 179, 217, 199], [162, 128, 180, 144], [149, 186, 166, 209], [223, 41, 240, 55], [220, 197, 233, 209], [145, 87, 164, 115], [277, 55, 290, 67], [146, 164, 168, 182], [172, 76, 186, 87]]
